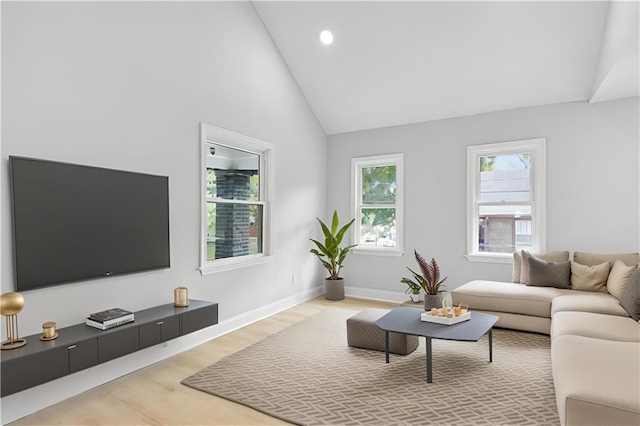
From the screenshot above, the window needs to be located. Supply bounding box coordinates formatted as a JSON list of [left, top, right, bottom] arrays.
[[466, 138, 546, 263], [351, 153, 404, 256], [200, 123, 274, 274]]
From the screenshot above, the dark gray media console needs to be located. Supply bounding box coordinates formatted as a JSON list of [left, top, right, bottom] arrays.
[[1, 300, 218, 397]]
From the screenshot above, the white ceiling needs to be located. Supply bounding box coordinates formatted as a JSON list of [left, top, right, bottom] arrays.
[[254, 1, 639, 135]]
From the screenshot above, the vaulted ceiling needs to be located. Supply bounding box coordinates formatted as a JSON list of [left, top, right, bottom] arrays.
[[254, 1, 640, 135]]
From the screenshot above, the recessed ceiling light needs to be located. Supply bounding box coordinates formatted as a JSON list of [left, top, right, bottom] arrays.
[[320, 29, 334, 45]]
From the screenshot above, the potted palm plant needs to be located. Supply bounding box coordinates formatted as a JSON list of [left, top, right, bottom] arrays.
[[310, 211, 356, 300], [401, 250, 447, 310]]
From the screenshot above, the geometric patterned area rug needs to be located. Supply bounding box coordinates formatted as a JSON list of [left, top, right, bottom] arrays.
[[182, 308, 558, 425]]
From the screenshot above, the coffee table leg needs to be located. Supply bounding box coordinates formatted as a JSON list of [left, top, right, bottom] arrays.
[[385, 331, 390, 364], [489, 328, 493, 363], [426, 337, 432, 383]]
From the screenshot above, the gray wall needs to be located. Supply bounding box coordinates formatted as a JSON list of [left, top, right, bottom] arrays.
[[328, 98, 639, 295], [2, 2, 327, 336]]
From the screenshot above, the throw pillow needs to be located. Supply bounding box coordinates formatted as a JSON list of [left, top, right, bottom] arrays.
[[574, 252, 640, 267], [520, 251, 570, 284], [512, 251, 523, 283], [570, 261, 611, 292], [607, 259, 637, 299], [619, 267, 640, 321], [526, 255, 571, 289]]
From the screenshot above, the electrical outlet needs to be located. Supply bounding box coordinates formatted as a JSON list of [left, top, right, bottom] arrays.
[[291, 274, 296, 285]]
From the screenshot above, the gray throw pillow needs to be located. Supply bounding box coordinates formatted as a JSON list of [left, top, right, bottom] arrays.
[[619, 267, 640, 321], [526, 254, 571, 289]]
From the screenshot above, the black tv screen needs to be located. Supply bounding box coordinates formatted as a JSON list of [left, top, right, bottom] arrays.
[[9, 156, 170, 291]]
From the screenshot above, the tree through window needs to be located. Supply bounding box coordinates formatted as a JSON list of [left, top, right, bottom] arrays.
[[352, 154, 404, 256]]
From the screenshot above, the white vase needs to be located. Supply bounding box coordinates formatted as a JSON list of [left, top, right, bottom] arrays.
[[409, 292, 421, 303]]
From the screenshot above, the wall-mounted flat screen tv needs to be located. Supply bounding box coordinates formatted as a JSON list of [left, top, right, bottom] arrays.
[[9, 156, 170, 292]]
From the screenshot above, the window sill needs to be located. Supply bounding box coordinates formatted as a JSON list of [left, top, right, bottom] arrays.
[[465, 254, 513, 264], [199, 254, 274, 275], [352, 248, 405, 257]]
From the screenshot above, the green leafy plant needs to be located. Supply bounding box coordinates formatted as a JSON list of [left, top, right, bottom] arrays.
[[402, 280, 421, 295], [310, 211, 356, 280], [401, 250, 447, 295]]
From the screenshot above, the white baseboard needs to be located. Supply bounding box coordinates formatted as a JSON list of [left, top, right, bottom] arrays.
[[345, 285, 408, 303], [0, 286, 324, 425]]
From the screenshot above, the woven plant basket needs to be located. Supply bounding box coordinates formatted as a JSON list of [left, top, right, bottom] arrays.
[[325, 278, 345, 300]]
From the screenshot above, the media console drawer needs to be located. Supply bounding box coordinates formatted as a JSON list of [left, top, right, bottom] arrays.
[[69, 338, 98, 374], [0, 300, 218, 397], [1, 346, 69, 397], [98, 326, 140, 363], [181, 303, 218, 335], [139, 315, 180, 349]]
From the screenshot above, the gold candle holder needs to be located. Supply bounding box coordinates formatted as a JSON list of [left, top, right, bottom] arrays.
[[174, 287, 189, 307], [1, 292, 27, 350], [40, 321, 58, 341]]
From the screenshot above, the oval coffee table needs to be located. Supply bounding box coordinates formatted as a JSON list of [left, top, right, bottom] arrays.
[[375, 307, 499, 383]]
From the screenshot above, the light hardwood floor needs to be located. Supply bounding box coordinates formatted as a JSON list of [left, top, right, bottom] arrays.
[[11, 296, 400, 425]]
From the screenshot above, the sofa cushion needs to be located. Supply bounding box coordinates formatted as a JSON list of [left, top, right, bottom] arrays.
[[552, 335, 640, 426], [516, 250, 570, 284], [452, 280, 571, 318], [573, 252, 640, 267], [570, 261, 611, 292], [512, 251, 523, 283], [619, 267, 640, 321], [551, 293, 629, 317], [526, 253, 571, 289], [551, 311, 640, 342], [607, 259, 637, 299]]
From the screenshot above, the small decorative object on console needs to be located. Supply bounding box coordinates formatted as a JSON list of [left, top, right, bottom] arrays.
[[174, 287, 189, 307], [86, 307, 134, 330], [88, 307, 133, 322], [40, 321, 58, 341], [0, 292, 27, 350]]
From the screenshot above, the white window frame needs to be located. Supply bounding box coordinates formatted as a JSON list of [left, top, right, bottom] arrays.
[[351, 153, 404, 257], [466, 138, 546, 264], [199, 123, 275, 275]]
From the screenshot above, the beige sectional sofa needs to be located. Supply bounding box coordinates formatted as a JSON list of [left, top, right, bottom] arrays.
[[452, 252, 640, 426]]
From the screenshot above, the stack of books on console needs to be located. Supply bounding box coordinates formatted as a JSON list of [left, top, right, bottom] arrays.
[[86, 308, 134, 330]]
